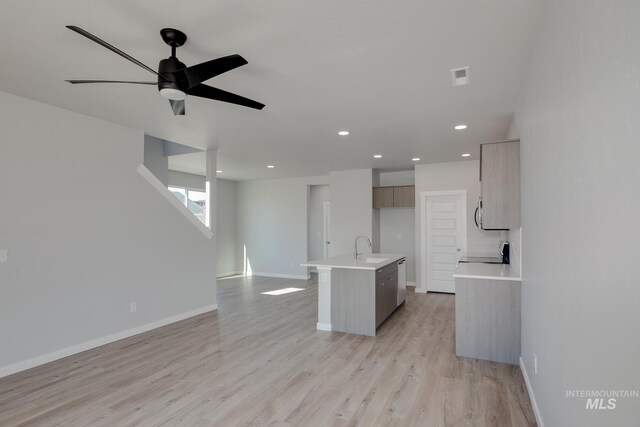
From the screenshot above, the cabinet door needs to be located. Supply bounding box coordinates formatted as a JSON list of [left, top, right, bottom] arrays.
[[375, 279, 386, 326], [480, 141, 520, 229], [383, 272, 398, 316], [375, 271, 398, 326], [393, 186, 415, 207], [373, 187, 394, 208]]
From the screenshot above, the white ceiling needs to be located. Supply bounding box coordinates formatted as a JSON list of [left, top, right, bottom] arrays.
[[0, 0, 544, 180]]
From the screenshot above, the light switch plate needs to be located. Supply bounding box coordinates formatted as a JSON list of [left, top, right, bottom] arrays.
[[0, 249, 7, 263]]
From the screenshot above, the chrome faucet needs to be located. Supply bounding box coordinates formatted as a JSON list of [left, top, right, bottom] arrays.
[[354, 235, 373, 260]]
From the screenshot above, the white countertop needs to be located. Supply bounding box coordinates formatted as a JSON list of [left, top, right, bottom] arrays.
[[301, 253, 405, 270], [453, 262, 521, 281]]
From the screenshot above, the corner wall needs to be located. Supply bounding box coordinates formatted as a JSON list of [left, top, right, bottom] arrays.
[[308, 185, 331, 262], [236, 175, 329, 278], [143, 135, 168, 185], [216, 179, 238, 277], [167, 170, 206, 189], [511, 0, 640, 424], [0, 91, 217, 375], [329, 169, 374, 257]]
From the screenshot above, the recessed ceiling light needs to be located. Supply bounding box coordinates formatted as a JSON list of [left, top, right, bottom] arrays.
[[338, 130, 350, 136], [216, 170, 223, 173], [267, 165, 275, 168], [461, 153, 471, 157], [412, 157, 421, 161], [454, 124, 468, 130], [373, 154, 382, 158]]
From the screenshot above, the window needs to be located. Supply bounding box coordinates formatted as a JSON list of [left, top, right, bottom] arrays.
[[168, 186, 207, 225]]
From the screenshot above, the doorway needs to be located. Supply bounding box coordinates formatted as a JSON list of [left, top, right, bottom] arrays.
[[322, 202, 331, 258], [307, 185, 331, 269], [420, 191, 467, 293]]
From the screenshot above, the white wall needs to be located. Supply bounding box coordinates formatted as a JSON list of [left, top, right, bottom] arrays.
[[216, 179, 238, 277], [414, 160, 504, 290], [378, 171, 416, 282], [143, 135, 168, 185], [166, 171, 236, 276], [329, 169, 374, 257], [236, 175, 329, 278], [510, 1, 640, 425], [379, 170, 414, 187], [0, 91, 217, 375], [307, 185, 330, 262], [167, 170, 206, 190]]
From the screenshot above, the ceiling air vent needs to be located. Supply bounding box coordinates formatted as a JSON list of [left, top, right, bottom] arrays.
[[451, 66, 470, 87]]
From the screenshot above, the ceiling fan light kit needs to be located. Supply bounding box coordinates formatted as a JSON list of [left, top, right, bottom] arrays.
[[65, 26, 265, 115]]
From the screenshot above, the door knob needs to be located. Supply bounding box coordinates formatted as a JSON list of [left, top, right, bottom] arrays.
[[457, 248, 461, 252]]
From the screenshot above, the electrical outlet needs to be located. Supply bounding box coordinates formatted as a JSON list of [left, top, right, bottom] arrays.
[[130, 302, 137, 313], [534, 354, 538, 375], [0, 249, 7, 263]]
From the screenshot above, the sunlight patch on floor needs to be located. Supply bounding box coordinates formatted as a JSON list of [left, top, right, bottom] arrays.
[[261, 288, 305, 296]]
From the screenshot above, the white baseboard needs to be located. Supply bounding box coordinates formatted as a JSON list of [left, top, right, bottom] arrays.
[[415, 287, 427, 293], [407, 281, 416, 287], [0, 304, 218, 379], [217, 271, 243, 278], [316, 322, 332, 331], [520, 356, 544, 427], [250, 272, 310, 280]]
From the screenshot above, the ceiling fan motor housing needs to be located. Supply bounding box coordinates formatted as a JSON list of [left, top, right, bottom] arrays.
[[157, 57, 188, 94]]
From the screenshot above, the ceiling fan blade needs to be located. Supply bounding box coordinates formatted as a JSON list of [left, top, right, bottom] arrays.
[[66, 26, 163, 78], [169, 99, 185, 116], [187, 84, 265, 110], [178, 54, 248, 89], [66, 80, 156, 85]]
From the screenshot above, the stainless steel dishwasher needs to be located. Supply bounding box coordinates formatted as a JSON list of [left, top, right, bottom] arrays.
[[397, 258, 406, 305]]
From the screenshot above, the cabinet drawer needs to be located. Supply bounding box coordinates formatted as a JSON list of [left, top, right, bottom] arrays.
[[375, 262, 398, 281]]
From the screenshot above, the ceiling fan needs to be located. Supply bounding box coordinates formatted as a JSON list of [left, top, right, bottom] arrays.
[[65, 26, 265, 115]]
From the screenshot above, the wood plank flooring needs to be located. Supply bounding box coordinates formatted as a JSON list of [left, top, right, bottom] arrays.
[[0, 275, 537, 426]]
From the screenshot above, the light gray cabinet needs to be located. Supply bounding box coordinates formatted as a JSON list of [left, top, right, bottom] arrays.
[[375, 265, 398, 327], [479, 140, 520, 229], [331, 261, 400, 336], [455, 277, 521, 364]]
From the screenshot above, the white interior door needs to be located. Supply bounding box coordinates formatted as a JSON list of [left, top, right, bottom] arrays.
[[323, 202, 331, 258], [425, 193, 466, 293]]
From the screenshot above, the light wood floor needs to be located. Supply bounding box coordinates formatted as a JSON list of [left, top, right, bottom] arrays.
[[0, 275, 536, 426]]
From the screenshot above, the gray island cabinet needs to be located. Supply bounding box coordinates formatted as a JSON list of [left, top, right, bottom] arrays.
[[302, 254, 406, 336]]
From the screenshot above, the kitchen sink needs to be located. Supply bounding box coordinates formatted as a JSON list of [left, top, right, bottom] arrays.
[[365, 257, 389, 263]]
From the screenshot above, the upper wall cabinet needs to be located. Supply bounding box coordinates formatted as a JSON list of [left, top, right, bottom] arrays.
[[479, 140, 520, 230], [373, 186, 415, 209]]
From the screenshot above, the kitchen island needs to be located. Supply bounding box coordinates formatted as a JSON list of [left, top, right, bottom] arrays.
[[302, 253, 406, 336]]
